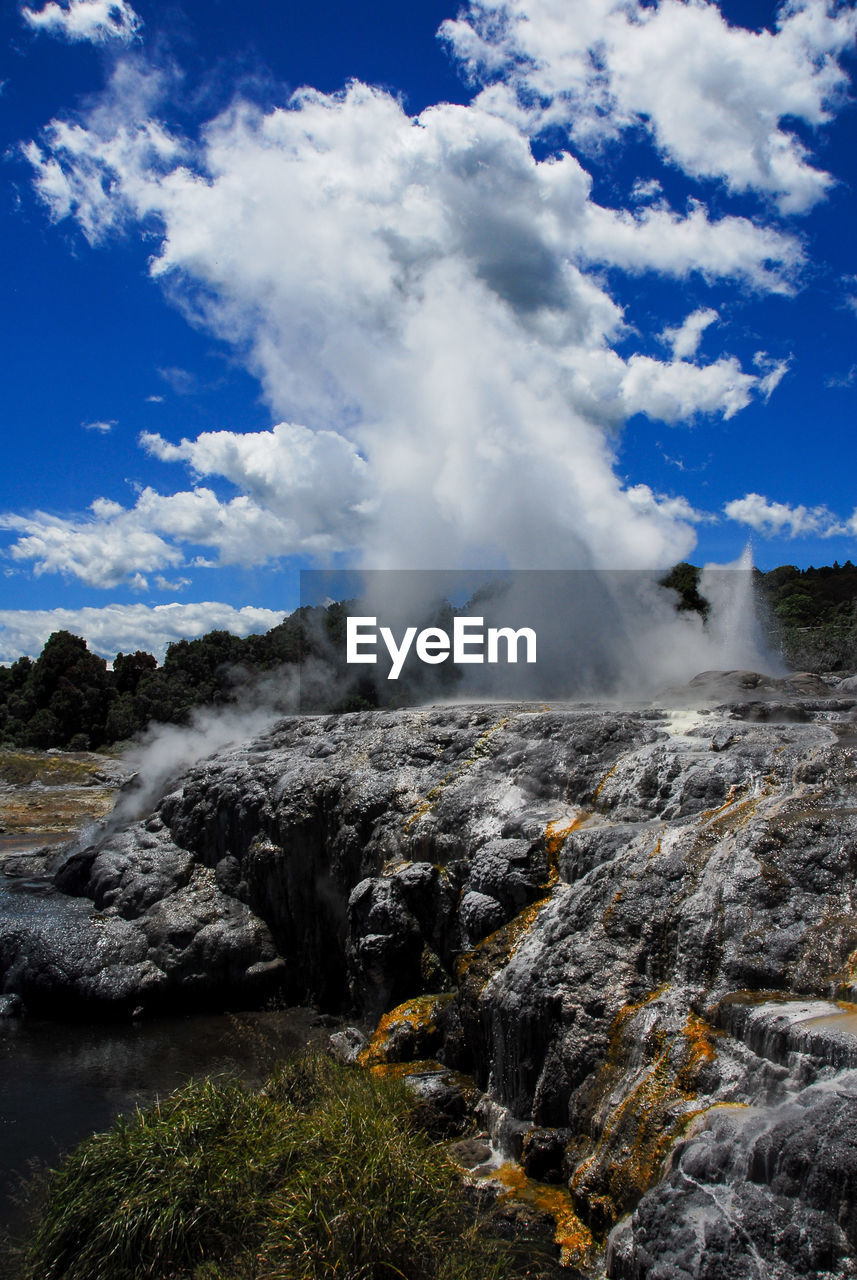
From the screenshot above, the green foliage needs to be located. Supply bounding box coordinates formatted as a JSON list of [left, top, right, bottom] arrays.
[[0, 631, 114, 751], [755, 561, 857, 671], [658, 562, 710, 618], [112, 651, 158, 696], [21, 1054, 526, 1280]]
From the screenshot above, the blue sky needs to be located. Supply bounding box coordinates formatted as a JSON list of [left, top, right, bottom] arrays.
[[0, 0, 856, 660]]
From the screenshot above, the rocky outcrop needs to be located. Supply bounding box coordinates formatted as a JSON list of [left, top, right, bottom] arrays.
[[3, 681, 857, 1274]]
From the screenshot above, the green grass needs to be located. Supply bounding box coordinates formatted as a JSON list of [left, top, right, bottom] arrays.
[[0, 749, 109, 788], [18, 1054, 539, 1280]]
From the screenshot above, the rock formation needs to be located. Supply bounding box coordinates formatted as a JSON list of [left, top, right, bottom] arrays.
[[3, 670, 857, 1276]]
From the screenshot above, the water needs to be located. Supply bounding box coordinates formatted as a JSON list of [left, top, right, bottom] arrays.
[[0, 843, 341, 1238], [0, 1004, 339, 1231]]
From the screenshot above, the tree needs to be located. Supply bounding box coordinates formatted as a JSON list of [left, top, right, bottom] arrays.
[[658, 562, 710, 619], [113, 650, 157, 695], [26, 631, 114, 748]]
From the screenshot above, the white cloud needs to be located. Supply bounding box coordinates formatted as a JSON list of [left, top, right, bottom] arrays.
[[631, 178, 663, 203], [19, 71, 807, 579], [826, 363, 857, 388], [619, 354, 757, 422], [140, 421, 370, 549], [724, 492, 850, 537], [578, 202, 801, 293], [752, 352, 791, 400], [0, 603, 283, 663], [662, 309, 719, 360], [0, 500, 183, 588], [625, 485, 714, 525], [22, 0, 141, 44], [82, 418, 115, 432], [0, 466, 369, 588], [157, 366, 198, 396], [441, 0, 857, 212]]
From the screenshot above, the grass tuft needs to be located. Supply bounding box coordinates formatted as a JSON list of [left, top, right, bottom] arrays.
[[19, 1054, 536, 1280]]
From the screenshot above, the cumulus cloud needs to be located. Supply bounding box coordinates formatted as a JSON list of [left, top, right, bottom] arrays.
[[0, 499, 183, 588], [140, 421, 371, 548], [19, 65, 809, 579], [625, 485, 714, 526], [441, 0, 857, 212], [0, 463, 368, 588], [663, 309, 719, 360], [724, 492, 851, 538], [0, 603, 282, 663], [22, 0, 141, 44], [619, 353, 757, 421]]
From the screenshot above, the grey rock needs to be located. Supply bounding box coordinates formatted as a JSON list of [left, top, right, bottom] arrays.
[[402, 1064, 479, 1137], [328, 1024, 368, 1064], [460, 890, 506, 944], [0, 993, 24, 1018], [522, 1126, 570, 1183], [4, 681, 857, 1273], [608, 1075, 857, 1279]]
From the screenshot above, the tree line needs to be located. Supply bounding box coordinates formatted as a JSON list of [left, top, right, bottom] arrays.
[[2, 563, 856, 751], [0, 606, 353, 751]]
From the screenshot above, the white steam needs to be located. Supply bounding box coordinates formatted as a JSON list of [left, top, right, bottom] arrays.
[[111, 702, 280, 827], [19, 66, 804, 587]]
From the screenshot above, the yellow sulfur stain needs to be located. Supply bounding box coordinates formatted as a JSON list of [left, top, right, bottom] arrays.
[[483, 1162, 596, 1269], [569, 1006, 720, 1230], [359, 993, 454, 1067], [456, 813, 587, 987], [543, 814, 585, 887], [647, 831, 665, 860], [592, 762, 619, 803]]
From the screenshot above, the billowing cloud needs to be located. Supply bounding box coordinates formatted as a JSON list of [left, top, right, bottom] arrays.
[[22, 0, 141, 44], [1, 498, 183, 588], [0, 603, 282, 663], [0, 460, 369, 587], [620, 354, 756, 421], [724, 492, 853, 538], [442, 0, 857, 212], [140, 422, 371, 549], [625, 485, 714, 526], [18, 61, 810, 580]]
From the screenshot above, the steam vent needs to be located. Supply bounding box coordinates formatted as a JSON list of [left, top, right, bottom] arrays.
[[5, 670, 857, 1277]]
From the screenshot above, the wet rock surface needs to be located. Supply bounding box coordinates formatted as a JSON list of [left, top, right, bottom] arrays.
[[3, 682, 857, 1273]]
